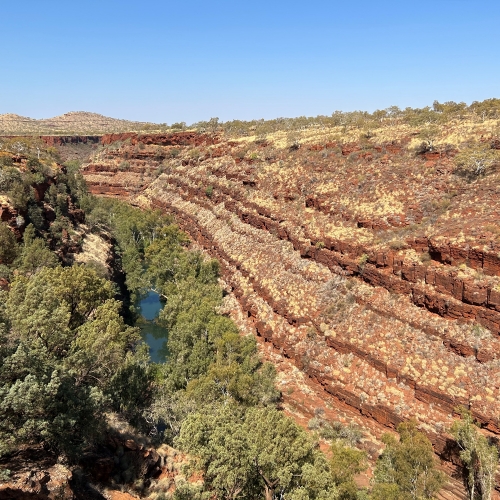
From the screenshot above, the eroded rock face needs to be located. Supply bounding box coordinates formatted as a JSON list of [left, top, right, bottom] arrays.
[[0, 202, 23, 240], [0, 436, 190, 500], [1, 136, 101, 147], [0, 464, 73, 500], [81, 131, 500, 497]]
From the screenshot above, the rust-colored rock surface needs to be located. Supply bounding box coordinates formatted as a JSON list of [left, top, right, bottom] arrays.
[[82, 129, 500, 498], [0, 200, 23, 240], [0, 448, 75, 500]]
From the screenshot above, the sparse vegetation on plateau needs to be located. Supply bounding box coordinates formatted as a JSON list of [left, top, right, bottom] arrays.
[[0, 111, 166, 135]]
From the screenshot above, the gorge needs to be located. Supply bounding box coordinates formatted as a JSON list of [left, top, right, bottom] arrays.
[[2, 105, 500, 499], [76, 116, 500, 498]]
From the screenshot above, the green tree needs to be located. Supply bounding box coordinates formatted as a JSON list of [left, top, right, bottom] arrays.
[[371, 483, 401, 500], [373, 421, 445, 500], [0, 367, 106, 457], [0, 222, 18, 265], [64, 160, 89, 203], [7, 179, 32, 210], [7, 266, 116, 340], [180, 406, 254, 499], [0, 266, 140, 458], [68, 299, 140, 386], [26, 201, 45, 230], [49, 215, 72, 244], [15, 232, 59, 275], [454, 144, 500, 177], [177, 406, 339, 500], [159, 274, 235, 390], [416, 126, 440, 153], [245, 407, 336, 499], [451, 408, 498, 500], [329, 441, 366, 499], [85, 198, 184, 298], [107, 344, 157, 424], [185, 332, 280, 407], [0, 166, 21, 191]]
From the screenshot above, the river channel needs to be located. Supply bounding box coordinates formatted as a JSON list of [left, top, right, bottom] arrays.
[[137, 290, 168, 363]]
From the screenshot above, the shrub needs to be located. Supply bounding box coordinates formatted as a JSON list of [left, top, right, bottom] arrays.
[[388, 240, 406, 251], [415, 126, 440, 153], [0, 264, 12, 281], [20, 179, 43, 206], [0, 155, 13, 167], [454, 144, 500, 177], [26, 157, 42, 172], [358, 253, 369, 266], [0, 167, 22, 192], [189, 148, 201, 160], [420, 252, 432, 263], [308, 411, 363, 446]]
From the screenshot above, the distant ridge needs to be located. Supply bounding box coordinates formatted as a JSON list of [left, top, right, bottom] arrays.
[[0, 111, 162, 135]]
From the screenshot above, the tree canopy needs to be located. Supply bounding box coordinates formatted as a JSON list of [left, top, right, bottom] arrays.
[[372, 421, 445, 500], [451, 408, 498, 500], [0, 266, 143, 458], [177, 405, 343, 500]]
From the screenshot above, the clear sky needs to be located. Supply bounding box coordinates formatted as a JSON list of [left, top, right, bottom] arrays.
[[1, 0, 499, 123]]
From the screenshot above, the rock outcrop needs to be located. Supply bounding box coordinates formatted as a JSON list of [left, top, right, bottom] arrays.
[[0, 424, 195, 500], [0, 446, 73, 500], [0, 135, 101, 146]]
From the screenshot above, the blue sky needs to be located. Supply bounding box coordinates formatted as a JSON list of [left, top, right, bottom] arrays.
[[1, 1, 499, 123]]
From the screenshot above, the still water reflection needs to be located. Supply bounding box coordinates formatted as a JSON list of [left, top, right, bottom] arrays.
[[137, 290, 168, 363]]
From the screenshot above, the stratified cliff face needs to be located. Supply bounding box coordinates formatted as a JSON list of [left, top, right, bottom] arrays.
[[82, 129, 500, 495], [1, 135, 101, 146]]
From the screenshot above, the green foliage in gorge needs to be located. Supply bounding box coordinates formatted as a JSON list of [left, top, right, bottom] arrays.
[[451, 408, 498, 500], [158, 268, 234, 390], [329, 441, 367, 499], [0, 185, 370, 498], [177, 406, 342, 500], [0, 266, 145, 459], [83, 199, 372, 499], [0, 222, 18, 265], [85, 198, 187, 299], [372, 421, 445, 500], [14, 224, 59, 276], [0, 152, 92, 299], [185, 332, 279, 407], [86, 199, 279, 405]]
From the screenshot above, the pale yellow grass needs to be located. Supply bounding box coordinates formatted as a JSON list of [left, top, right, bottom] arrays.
[[234, 117, 500, 152], [73, 230, 111, 267]]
